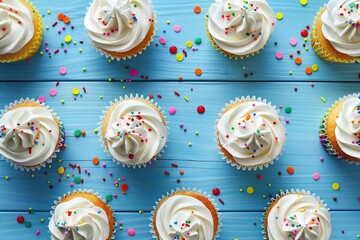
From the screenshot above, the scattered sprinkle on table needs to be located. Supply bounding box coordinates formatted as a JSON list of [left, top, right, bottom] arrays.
[[285, 106, 292, 114], [305, 67, 313, 75], [74, 129, 82, 137], [194, 6, 201, 14], [59, 67, 67, 75], [287, 166, 295, 175], [313, 172, 320, 181], [173, 25, 181, 33], [332, 182, 340, 191], [176, 53, 184, 62], [72, 87, 80, 96], [295, 57, 302, 65], [290, 38, 297, 46], [312, 64, 319, 72], [49, 88, 57, 96], [247, 186, 254, 194], [197, 105, 205, 114], [300, 0, 308, 6], [159, 37, 166, 45], [276, 12, 283, 20], [128, 228, 135, 236], [38, 96, 46, 103], [169, 107, 177, 115], [275, 51, 283, 60], [195, 68, 202, 76], [212, 188, 220, 196]]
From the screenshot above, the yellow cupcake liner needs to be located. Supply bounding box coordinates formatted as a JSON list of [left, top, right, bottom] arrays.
[[99, 94, 169, 168], [319, 93, 360, 164], [150, 187, 222, 240], [311, 5, 359, 64], [262, 189, 329, 239], [0, 98, 63, 171], [86, 2, 157, 61], [205, 17, 267, 60], [214, 96, 286, 171], [0, 0, 43, 63], [50, 189, 117, 240]]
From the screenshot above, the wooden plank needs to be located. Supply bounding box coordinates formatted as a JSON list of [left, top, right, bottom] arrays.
[[0, 0, 359, 81], [1, 211, 359, 239]]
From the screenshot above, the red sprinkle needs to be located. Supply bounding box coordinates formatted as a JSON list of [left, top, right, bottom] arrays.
[[169, 46, 177, 54], [171, 163, 178, 168], [77, 165, 81, 174], [157, 94, 162, 99], [174, 91, 180, 96], [197, 105, 205, 114], [212, 188, 220, 196], [121, 183, 129, 191], [82, 87, 87, 93], [54, 49, 59, 54], [17, 216, 25, 224], [164, 171, 170, 176], [301, 30, 308, 37], [52, 22, 58, 27], [219, 198, 225, 204]]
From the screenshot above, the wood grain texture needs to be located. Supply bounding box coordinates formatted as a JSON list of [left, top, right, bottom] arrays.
[[0, 0, 359, 81]]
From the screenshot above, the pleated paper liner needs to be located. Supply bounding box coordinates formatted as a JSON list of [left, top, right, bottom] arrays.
[[261, 188, 330, 240], [150, 187, 222, 240], [49, 189, 116, 240], [311, 4, 359, 64], [98, 94, 169, 168], [0, 0, 43, 63], [0, 98, 63, 171], [214, 96, 286, 171], [319, 93, 360, 164]]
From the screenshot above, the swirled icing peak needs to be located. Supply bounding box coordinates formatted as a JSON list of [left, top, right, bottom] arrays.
[[49, 197, 110, 240], [0, 0, 34, 54], [335, 95, 360, 159], [217, 99, 285, 168], [267, 193, 332, 240], [321, 0, 360, 57], [208, 0, 276, 56], [155, 194, 216, 240], [84, 0, 154, 52], [104, 99, 167, 166], [0, 106, 60, 167]]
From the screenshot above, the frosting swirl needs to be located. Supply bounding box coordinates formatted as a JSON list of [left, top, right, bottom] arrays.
[[208, 0, 276, 56], [49, 197, 110, 240], [84, 0, 154, 52], [155, 195, 215, 240], [321, 0, 360, 57], [217, 100, 285, 168], [0, 0, 34, 54], [335, 95, 360, 159], [104, 99, 167, 166], [0, 107, 60, 167], [267, 194, 332, 240]]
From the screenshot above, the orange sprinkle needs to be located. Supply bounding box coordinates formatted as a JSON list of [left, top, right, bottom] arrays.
[[246, 114, 251, 120], [295, 57, 302, 65], [305, 67, 313, 75], [63, 16, 71, 24], [92, 157, 99, 165], [195, 68, 202, 76], [58, 13, 65, 21], [287, 166, 295, 175], [194, 6, 201, 14], [289, 53, 294, 58]]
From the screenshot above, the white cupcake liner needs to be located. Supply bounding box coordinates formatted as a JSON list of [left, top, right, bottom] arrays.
[[261, 188, 329, 240], [0, 98, 63, 171], [98, 94, 169, 168], [49, 189, 117, 240], [85, 1, 157, 61], [149, 187, 222, 239], [319, 93, 360, 165], [214, 96, 286, 171]]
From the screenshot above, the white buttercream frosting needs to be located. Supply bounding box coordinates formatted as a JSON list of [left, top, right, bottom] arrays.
[[217, 99, 285, 168], [267, 194, 332, 240], [0, 106, 60, 167], [321, 0, 360, 57], [0, 0, 35, 54], [155, 195, 215, 240], [335, 94, 360, 159], [208, 0, 276, 56], [84, 0, 154, 52], [104, 99, 167, 166], [49, 197, 110, 240]]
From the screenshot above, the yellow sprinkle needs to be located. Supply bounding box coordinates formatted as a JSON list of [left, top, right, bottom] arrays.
[[289, 70, 293, 75], [305, 46, 309, 51], [108, 59, 112, 63], [186, 41, 193, 48], [47, 10, 51, 14], [61, 99, 65, 104], [122, 85, 126, 89], [332, 182, 340, 191], [79, 48, 82, 53], [300, 0, 308, 6], [312, 64, 319, 72], [72, 88, 80, 96], [64, 35, 72, 43], [100, 96, 103, 99], [195, 131, 199, 135], [320, 96, 326, 103], [82, 67, 86, 72], [184, 96, 189, 102], [276, 12, 283, 20], [58, 166, 65, 175], [176, 53, 184, 62], [73, 41, 77, 45], [247, 186, 254, 194], [66, 174, 71, 178], [188, 142, 192, 147], [166, 20, 170, 24], [304, 38, 308, 42], [239, 188, 243, 192], [242, 66, 246, 70], [39, 51, 43, 55], [46, 26, 49, 30], [5, 176, 9, 180]]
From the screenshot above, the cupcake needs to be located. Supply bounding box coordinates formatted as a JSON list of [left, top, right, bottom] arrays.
[[263, 189, 332, 240], [49, 189, 116, 240], [319, 93, 360, 163], [84, 0, 156, 60], [311, 0, 360, 63], [0, 0, 43, 63], [150, 188, 221, 240], [0, 98, 63, 171], [207, 0, 276, 59], [99, 94, 168, 168], [215, 96, 286, 170]]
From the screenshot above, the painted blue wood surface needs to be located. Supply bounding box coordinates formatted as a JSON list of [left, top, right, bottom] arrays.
[[0, 0, 359, 81], [0, 81, 359, 239]]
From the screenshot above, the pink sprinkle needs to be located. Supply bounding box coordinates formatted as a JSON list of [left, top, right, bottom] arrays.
[[130, 69, 138, 77], [275, 51, 283, 60], [113, 193, 117, 198], [70, 182, 74, 187], [320, 157, 324, 162], [289, 38, 297, 46], [279, 104, 283, 109], [173, 25, 181, 33], [128, 228, 135, 236], [59, 67, 67, 75], [109, 171, 113, 176], [169, 107, 177, 115], [49, 88, 57, 96], [38, 96, 46, 103], [313, 172, 320, 181], [159, 37, 166, 45], [285, 119, 290, 124], [35, 230, 40, 235], [102, 163, 106, 167]]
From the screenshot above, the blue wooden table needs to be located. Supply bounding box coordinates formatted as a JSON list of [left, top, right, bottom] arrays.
[[0, 0, 360, 239]]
